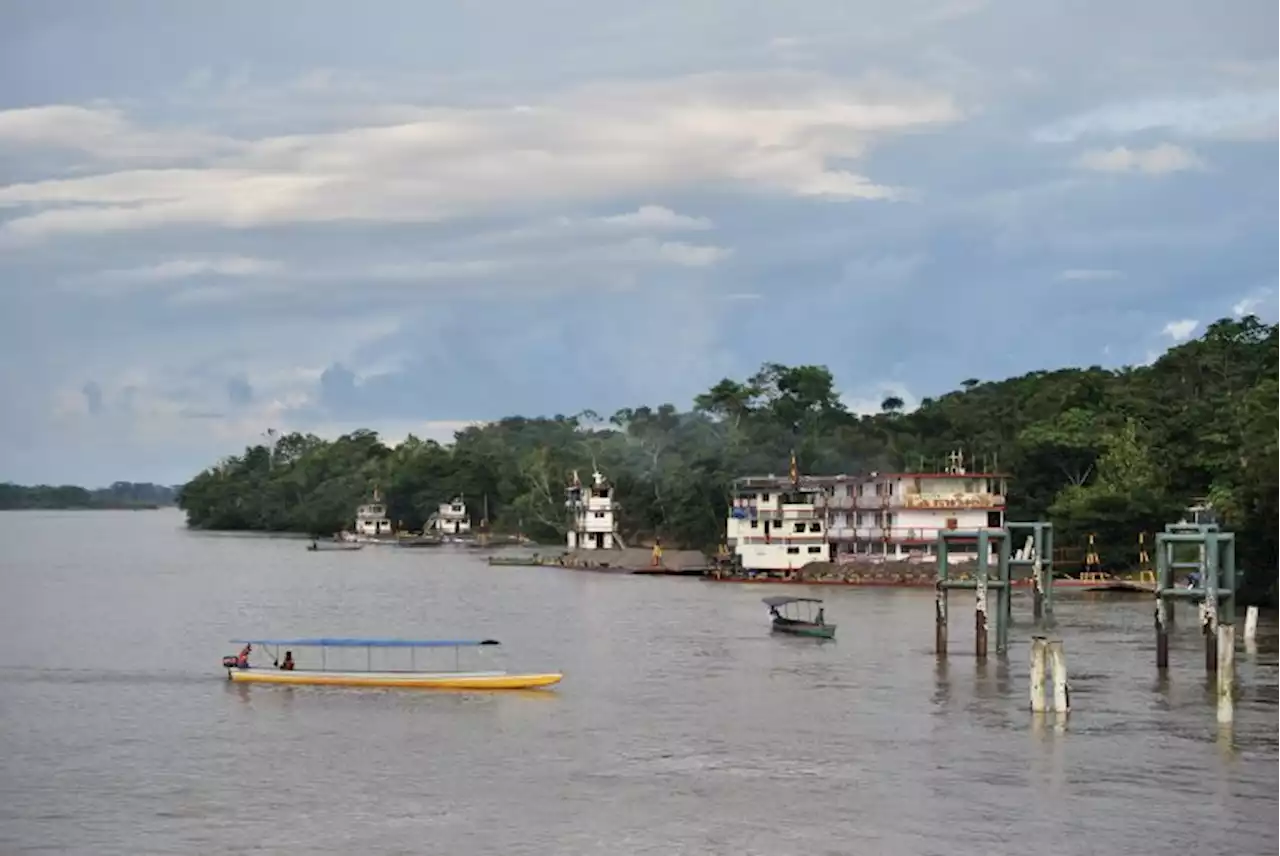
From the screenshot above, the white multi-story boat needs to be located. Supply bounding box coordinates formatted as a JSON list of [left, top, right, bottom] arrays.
[[565, 469, 620, 550], [726, 450, 1009, 572], [425, 497, 473, 542], [339, 488, 397, 543]]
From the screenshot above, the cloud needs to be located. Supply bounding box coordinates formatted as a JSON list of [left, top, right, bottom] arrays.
[[67, 230, 730, 306], [226, 376, 254, 406], [0, 105, 239, 162], [1161, 319, 1199, 342], [78, 256, 283, 286], [0, 71, 961, 244], [841, 381, 919, 416], [1033, 92, 1279, 144], [597, 205, 712, 231], [1074, 144, 1204, 174], [2, 1, 1277, 487], [1230, 285, 1278, 320], [81, 381, 104, 415], [1058, 268, 1124, 281]]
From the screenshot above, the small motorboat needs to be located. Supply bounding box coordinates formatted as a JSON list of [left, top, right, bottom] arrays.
[[764, 596, 836, 639]]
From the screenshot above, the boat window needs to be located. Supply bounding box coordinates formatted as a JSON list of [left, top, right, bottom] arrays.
[[807, 546, 822, 554], [593, 512, 605, 518], [793, 522, 805, 533], [808, 522, 822, 532], [749, 520, 758, 529], [760, 493, 770, 501], [786, 546, 800, 554]]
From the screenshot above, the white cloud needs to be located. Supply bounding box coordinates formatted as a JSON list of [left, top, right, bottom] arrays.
[[841, 381, 919, 416], [1161, 319, 1198, 342], [0, 71, 961, 244], [69, 234, 730, 305], [0, 104, 239, 162], [597, 205, 712, 231], [84, 256, 282, 285], [1229, 285, 1279, 321], [1074, 144, 1204, 175], [1033, 91, 1280, 143], [1058, 268, 1123, 281]]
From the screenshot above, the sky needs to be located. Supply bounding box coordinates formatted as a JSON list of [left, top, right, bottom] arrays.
[[0, 0, 1276, 486]]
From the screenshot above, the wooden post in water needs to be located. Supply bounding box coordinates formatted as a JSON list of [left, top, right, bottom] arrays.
[[1217, 623, 1235, 725], [975, 530, 990, 661], [1048, 640, 1070, 713], [935, 535, 949, 656], [1155, 597, 1170, 671], [1029, 636, 1048, 712], [1244, 605, 1259, 644], [997, 531, 1012, 653], [1029, 636, 1069, 714], [1202, 532, 1219, 675]]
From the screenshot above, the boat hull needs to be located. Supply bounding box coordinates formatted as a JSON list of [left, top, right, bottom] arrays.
[[227, 668, 563, 689], [771, 620, 836, 639]]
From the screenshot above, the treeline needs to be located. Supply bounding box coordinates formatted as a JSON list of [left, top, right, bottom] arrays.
[[179, 316, 1276, 599], [0, 481, 179, 510]]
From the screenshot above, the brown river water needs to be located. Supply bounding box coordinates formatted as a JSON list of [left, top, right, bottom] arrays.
[[0, 509, 1276, 855]]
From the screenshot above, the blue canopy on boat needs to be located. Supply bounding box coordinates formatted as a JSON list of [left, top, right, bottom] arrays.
[[229, 638, 500, 648]]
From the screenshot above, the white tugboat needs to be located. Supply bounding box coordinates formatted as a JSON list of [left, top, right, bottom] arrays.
[[425, 497, 473, 543], [339, 488, 397, 544]]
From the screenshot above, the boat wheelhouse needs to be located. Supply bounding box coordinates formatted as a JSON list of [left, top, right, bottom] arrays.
[[430, 497, 472, 537], [565, 469, 620, 550], [349, 488, 394, 540], [221, 637, 562, 690]]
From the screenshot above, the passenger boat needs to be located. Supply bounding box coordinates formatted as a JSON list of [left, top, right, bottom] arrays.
[[764, 596, 836, 639], [220, 638, 563, 690]]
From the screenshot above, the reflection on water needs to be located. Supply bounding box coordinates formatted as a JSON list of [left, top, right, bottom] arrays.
[[0, 510, 1276, 856]]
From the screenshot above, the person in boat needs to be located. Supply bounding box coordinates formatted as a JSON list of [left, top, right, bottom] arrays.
[[236, 643, 251, 669], [277, 651, 295, 671], [816, 608, 825, 626]]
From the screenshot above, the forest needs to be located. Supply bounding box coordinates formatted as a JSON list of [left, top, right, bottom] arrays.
[[178, 315, 1276, 598], [0, 481, 179, 510]]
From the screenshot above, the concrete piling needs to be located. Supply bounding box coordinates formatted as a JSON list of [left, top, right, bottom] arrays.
[[1243, 605, 1258, 642], [1029, 636, 1047, 712], [1216, 623, 1235, 725], [1048, 640, 1069, 714], [1029, 636, 1069, 714], [935, 581, 948, 656], [1155, 599, 1170, 671], [975, 573, 989, 661]]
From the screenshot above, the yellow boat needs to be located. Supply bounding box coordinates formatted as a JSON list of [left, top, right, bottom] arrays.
[[222, 637, 562, 690]]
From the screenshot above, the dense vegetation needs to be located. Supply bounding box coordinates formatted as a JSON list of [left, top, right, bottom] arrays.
[[179, 316, 1277, 600], [0, 481, 179, 510]]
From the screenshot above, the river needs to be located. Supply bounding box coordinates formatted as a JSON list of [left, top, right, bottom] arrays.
[[0, 509, 1275, 855]]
